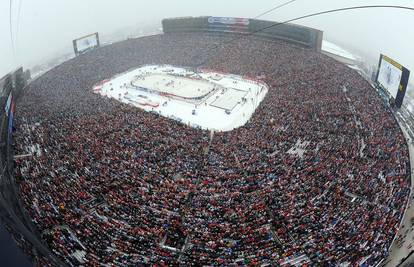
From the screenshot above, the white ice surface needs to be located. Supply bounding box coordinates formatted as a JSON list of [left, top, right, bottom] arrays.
[[210, 89, 248, 111], [95, 65, 268, 131], [131, 73, 216, 98]]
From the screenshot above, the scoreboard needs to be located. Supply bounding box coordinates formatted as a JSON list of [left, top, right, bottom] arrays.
[[73, 32, 100, 56], [376, 54, 410, 108]]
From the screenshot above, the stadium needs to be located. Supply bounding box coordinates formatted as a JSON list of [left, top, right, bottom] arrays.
[[1, 7, 414, 267]]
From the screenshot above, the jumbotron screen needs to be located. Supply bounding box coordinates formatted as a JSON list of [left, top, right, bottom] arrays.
[[376, 54, 410, 108], [73, 33, 100, 56], [377, 55, 403, 98]]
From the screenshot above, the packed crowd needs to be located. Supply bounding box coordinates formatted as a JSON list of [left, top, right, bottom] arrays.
[[13, 32, 410, 266]]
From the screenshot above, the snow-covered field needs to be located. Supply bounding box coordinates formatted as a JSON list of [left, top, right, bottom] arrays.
[[93, 65, 268, 131]]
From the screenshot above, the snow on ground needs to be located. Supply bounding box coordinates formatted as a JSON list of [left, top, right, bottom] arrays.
[[287, 139, 310, 159], [94, 65, 268, 131], [322, 40, 358, 61]]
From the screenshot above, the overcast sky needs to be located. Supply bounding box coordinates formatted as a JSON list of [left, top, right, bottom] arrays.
[[1, 0, 414, 82]]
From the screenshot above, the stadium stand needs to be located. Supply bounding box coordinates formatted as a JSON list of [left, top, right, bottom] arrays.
[[162, 17, 323, 52], [11, 31, 410, 266]]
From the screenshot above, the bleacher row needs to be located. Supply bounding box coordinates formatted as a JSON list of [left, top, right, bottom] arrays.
[[11, 32, 410, 266]]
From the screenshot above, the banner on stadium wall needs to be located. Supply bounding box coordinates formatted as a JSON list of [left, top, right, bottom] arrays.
[[5, 92, 12, 113], [207, 17, 250, 26], [7, 97, 14, 135]]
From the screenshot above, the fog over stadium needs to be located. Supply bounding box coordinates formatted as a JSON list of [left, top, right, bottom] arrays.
[[1, 0, 414, 82], [2, 1, 414, 266]]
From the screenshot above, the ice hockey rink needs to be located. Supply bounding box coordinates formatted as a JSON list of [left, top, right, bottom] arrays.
[[131, 73, 216, 99], [93, 65, 268, 131], [210, 88, 249, 111]]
